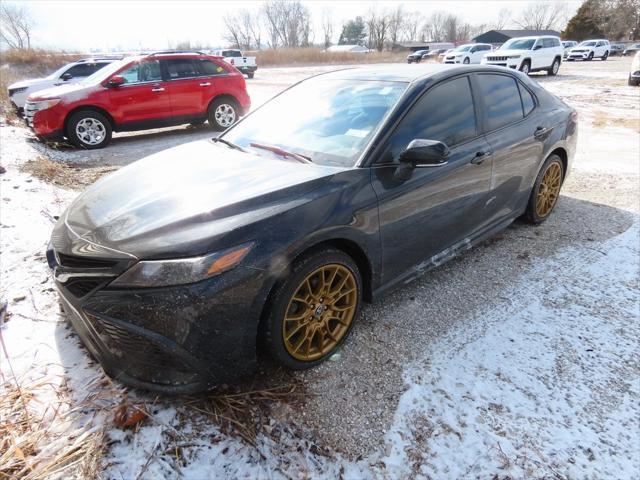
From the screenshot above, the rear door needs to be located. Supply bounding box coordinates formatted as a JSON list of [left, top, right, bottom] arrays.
[[162, 58, 206, 120], [472, 72, 542, 222], [107, 59, 171, 126], [370, 75, 494, 283]]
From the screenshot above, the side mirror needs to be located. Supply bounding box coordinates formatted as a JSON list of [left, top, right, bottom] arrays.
[[395, 139, 450, 180], [533, 45, 543, 50], [106, 75, 125, 87], [61, 72, 73, 81]]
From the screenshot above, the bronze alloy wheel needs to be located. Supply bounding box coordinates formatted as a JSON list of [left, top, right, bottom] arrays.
[[535, 161, 562, 218], [282, 264, 358, 361]]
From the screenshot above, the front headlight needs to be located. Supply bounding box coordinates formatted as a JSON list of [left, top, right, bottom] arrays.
[[507, 55, 521, 59], [31, 99, 61, 111], [109, 243, 254, 288]]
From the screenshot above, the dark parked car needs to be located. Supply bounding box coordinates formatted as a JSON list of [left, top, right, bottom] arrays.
[[48, 65, 577, 393], [609, 44, 625, 56], [623, 43, 640, 56], [407, 50, 429, 63]]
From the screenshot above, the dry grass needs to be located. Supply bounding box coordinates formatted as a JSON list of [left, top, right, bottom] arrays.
[[0, 376, 106, 480], [19, 156, 120, 190], [251, 47, 405, 67]]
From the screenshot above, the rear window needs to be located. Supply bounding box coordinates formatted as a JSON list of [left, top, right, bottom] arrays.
[[199, 60, 227, 76], [518, 83, 535, 116], [477, 74, 524, 131]]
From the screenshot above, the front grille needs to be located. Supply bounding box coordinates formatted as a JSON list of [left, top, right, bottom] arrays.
[[9, 86, 27, 96], [24, 101, 38, 127], [487, 56, 508, 62], [58, 253, 118, 269], [84, 312, 198, 385], [65, 279, 104, 297]]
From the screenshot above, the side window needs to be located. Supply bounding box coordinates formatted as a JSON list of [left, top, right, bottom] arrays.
[[199, 60, 227, 76], [165, 59, 200, 79], [63, 63, 94, 78], [482, 45, 491, 51], [118, 60, 162, 84], [383, 76, 477, 162], [542, 38, 553, 48], [518, 82, 535, 116], [476, 74, 523, 131]]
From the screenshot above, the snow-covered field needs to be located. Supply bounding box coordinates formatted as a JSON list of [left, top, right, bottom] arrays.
[[1, 58, 639, 479]]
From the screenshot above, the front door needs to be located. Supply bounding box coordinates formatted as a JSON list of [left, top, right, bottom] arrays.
[[108, 59, 170, 126], [370, 75, 493, 284]]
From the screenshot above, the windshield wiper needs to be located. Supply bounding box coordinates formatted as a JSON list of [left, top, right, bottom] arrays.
[[213, 137, 247, 152], [249, 142, 313, 163]]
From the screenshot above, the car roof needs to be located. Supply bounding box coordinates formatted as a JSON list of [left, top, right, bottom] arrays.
[[316, 64, 516, 83]]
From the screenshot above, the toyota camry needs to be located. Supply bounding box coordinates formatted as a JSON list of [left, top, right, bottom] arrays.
[[48, 64, 577, 393]]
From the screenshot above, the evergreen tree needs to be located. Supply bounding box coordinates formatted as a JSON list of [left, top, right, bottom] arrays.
[[339, 17, 367, 45]]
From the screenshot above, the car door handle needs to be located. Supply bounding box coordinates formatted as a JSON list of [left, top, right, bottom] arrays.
[[151, 87, 165, 92], [534, 126, 550, 139], [199, 82, 211, 86], [470, 151, 491, 165]]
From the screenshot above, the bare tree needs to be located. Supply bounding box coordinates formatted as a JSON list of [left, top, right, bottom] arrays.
[[401, 13, 422, 42], [516, 1, 569, 30], [366, 8, 389, 51], [493, 8, 512, 30], [387, 5, 404, 47], [0, 3, 34, 50], [262, 0, 312, 48], [223, 10, 262, 49], [321, 8, 333, 49]]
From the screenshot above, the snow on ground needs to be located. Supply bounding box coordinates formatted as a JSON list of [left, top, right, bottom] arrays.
[[1, 57, 639, 479]]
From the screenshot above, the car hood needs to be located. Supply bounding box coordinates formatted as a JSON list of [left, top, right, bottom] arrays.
[[489, 49, 531, 56], [570, 46, 593, 51], [28, 82, 93, 101], [61, 140, 340, 259], [8, 77, 50, 89]]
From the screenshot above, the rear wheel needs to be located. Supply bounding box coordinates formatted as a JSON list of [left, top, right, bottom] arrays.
[[519, 60, 531, 75], [262, 248, 362, 370], [524, 154, 564, 224], [207, 98, 239, 131], [548, 58, 560, 75], [66, 110, 112, 149], [601, 51, 608, 60]]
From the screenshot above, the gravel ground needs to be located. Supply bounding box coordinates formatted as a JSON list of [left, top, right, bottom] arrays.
[[1, 56, 638, 478]]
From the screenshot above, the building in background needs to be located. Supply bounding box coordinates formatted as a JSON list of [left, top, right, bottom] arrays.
[[473, 29, 562, 46]]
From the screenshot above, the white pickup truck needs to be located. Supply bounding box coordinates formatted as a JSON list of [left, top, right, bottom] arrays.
[[212, 49, 257, 78]]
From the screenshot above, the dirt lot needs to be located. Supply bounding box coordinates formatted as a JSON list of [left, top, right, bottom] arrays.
[[1, 57, 639, 479]]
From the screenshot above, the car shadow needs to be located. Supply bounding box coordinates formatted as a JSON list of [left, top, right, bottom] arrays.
[[53, 194, 636, 459]]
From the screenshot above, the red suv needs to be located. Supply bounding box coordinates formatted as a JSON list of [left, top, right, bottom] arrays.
[[24, 51, 251, 149]]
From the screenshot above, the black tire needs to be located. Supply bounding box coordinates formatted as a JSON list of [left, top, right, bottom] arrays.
[[207, 97, 239, 131], [629, 75, 640, 86], [66, 110, 112, 149], [547, 57, 560, 76], [247, 72, 254, 79], [519, 60, 531, 75], [587, 52, 594, 61], [601, 51, 608, 60], [524, 154, 565, 224], [463, 57, 470, 64], [261, 248, 362, 370]]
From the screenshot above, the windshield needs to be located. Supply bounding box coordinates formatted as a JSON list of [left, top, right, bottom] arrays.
[[579, 41, 597, 47], [223, 78, 407, 167], [222, 50, 242, 57], [453, 45, 472, 52], [412, 50, 428, 55], [502, 38, 535, 50], [80, 58, 132, 85], [46, 63, 73, 80]]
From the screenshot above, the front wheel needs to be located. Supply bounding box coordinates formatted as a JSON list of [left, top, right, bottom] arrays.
[[463, 57, 470, 64], [519, 60, 531, 75], [587, 52, 594, 61], [247, 72, 254, 79], [207, 98, 239, 131], [524, 154, 564, 224], [66, 111, 112, 149], [262, 248, 362, 370]]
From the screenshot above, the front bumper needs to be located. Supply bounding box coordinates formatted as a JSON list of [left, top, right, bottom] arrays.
[[482, 58, 520, 69], [48, 234, 269, 393], [24, 100, 66, 141], [237, 65, 257, 74], [567, 51, 591, 60]]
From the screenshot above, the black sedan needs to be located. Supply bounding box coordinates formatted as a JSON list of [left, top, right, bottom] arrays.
[[48, 65, 577, 393], [407, 50, 429, 63]]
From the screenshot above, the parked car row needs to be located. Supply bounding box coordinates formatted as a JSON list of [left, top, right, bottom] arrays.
[[10, 51, 251, 149]]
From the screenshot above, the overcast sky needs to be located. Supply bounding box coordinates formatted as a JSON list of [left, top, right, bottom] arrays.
[[17, 0, 581, 51]]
